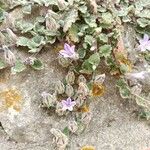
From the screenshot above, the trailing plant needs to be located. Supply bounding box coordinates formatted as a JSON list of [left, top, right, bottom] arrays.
[[0, 0, 150, 149]]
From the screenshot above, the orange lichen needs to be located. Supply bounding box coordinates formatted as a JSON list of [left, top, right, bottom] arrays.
[[0, 89, 22, 112], [91, 83, 105, 97], [81, 146, 95, 150], [54, 44, 64, 52], [78, 105, 90, 113]]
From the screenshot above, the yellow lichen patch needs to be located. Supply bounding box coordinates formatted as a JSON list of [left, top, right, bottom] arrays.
[[81, 145, 95, 150], [78, 105, 90, 113], [91, 83, 105, 97], [0, 89, 22, 112]]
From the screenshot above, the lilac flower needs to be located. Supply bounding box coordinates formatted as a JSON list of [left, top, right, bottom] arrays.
[[138, 34, 150, 52], [59, 43, 79, 60], [61, 97, 76, 111]]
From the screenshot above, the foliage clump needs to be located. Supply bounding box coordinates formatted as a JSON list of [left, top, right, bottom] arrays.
[[0, 0, 150, 148]]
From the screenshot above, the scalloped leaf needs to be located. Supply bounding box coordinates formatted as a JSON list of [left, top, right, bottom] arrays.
[[68, 24, 79, 43], [31, 59, 44, 70], [11, 60, 26, 74], [116, 79, 131, 99], [88, 52, 100, 66], [63, 9, 78, 32], [99, 45, 112, 58], [17, 37, 30, 47]]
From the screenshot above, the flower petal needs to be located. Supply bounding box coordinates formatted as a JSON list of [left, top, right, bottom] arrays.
[[70, 45, 75, 53], [146, 41, 150, 50], [64, 43, 72, 53], [68, 106, 73, 111], [71, 101, 76, 107], [59, 50, 71, 57], [67, 97, 72, 103], [143, 34, 149, 41], [138, 45, 146, 52], [61, 100, 68, 106]]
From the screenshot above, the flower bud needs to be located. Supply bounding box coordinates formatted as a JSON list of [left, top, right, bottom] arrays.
[[55, 102, 65, 116], [6, 28, 18, 43], [68, 121, 78, 133], [74, 95, 84, 108], [65, 84, 74, 97], [41, 91, 57, 108], [50, 128, 68, 150], [58, 57, 71, 67], [65, 71, 75, 85], [77, 82, 89, 98], [55, 81, 65, 94], [77, 75, 87, 84], [94, 73, 106, 84], [81, 112, 92, 125]]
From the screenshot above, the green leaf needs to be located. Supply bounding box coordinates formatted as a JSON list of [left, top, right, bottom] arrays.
[[84, 35, 95, 46], [137, 9, 150, 19], [32, 35, 45, 46], [45, 36, 56, 44], [78, 24, 88, 37], [98, 33, 108, 43], [22, 4, 32, 14], [135, 93, 150, 109], [139, 111, 150, 120], [101, 12, 113, 25], [43, 0, 57, 6], [17, 37, 30, 47], [116, 79, 131, 99], [28, 46, 43, 53], [62, 127, 70, 136], [88, 52, 100, 66], [68, 24, 79, 43], [0, 59, 6, 69], [99, 45, 112, 58], [81, 53, 100, 73], [137, 18, 150, 28], [77, 48, 86, 59], [16, 20, 34, 33], [80, 60, 93, 74], [122, 16, 131, 23], [119, 64, 129, 74], [0, 8, 5, 23], [84, 15, 97, 27], [120, 87, 131, 99], [11, 60, 26, 74], [78, 5, 87, 14], [31, 59, 44, 70], [27, 36, 45, 50], [63, 9, 78, 32], [144, 53, 150, 62]]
